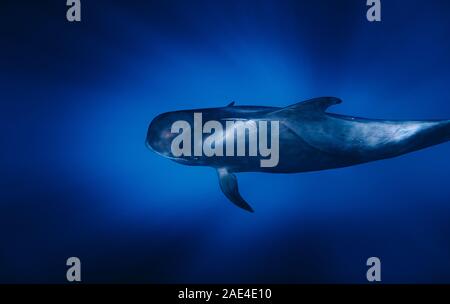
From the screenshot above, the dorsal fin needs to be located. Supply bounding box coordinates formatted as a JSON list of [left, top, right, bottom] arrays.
[[227, 101, 235, 107], [270, 97, 342, 116], [294, 97, 342, 111]]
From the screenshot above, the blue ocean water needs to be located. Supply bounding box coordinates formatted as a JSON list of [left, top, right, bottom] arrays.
[[1, 0, 450, 283]]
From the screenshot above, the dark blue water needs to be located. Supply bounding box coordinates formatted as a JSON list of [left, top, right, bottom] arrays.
[[1, 0, 450, 283]]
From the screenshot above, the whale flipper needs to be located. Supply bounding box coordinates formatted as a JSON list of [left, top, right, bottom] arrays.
[[217, 168, 254, 212]]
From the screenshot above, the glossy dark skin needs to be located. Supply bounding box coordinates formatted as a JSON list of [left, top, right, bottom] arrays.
[[147, 97, 450, 172], [146, 97, 450, 211]]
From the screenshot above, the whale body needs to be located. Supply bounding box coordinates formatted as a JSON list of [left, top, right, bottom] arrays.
[[146, 97, 450, 212]]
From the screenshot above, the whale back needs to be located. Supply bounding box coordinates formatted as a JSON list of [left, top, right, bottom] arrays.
[[269, 97, 450, 163]]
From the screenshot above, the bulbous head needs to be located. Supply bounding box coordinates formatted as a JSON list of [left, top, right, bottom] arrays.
[[146, 112, 176, 157], [145, 111, 197, 164]]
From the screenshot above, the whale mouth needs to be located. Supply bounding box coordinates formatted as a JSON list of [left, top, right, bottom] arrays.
[[145, 139, 152, 151], [145, 140, 188, 162]]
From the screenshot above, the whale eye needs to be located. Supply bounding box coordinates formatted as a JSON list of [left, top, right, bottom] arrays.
[[162, 130, 172, 139]]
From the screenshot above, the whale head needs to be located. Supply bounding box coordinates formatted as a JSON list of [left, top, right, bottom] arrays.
[[146, 111, 198, 165], [146, 112, 176, 156]]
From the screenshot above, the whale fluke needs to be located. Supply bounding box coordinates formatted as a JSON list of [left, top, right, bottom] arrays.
[[217, 168, 254, 212]]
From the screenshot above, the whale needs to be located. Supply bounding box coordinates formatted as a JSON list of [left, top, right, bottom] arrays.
[[146, 97, 450, 212]]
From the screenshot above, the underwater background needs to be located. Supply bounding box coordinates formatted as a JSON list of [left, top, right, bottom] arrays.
[[1, 0, 450, 283]]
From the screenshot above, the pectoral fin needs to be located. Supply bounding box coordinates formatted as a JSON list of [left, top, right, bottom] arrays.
[[217, 168, 254, 212]]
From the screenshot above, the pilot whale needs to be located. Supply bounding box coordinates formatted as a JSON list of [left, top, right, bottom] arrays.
[[146, 97, 450, 212]]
